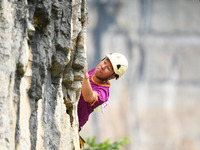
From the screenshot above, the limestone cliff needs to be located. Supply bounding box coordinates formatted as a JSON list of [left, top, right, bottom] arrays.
[[0, 0, 87, 149]]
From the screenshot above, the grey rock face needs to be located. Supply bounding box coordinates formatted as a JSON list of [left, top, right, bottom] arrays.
[[0, 0, 87, 149]]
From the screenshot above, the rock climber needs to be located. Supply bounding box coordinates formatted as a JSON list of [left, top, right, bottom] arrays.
[[78, 52, 128, 149]]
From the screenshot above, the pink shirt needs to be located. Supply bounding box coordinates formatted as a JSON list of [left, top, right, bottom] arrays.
[[78, 68, 111, 127]]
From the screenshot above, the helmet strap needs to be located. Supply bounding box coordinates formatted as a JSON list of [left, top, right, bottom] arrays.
[[96, 76, 106, 82], [109, 73, 117, 80], [95, 73, 116, 83]]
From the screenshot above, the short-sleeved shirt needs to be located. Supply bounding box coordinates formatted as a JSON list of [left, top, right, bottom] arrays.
[[78, 68, 111, 127]]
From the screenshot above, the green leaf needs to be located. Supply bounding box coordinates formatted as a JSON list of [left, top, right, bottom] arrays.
[[84, 136, 129, 150]]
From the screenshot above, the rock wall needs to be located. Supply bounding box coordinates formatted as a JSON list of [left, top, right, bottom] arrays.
[[0, 0, 87, 149], [82, 0, 200, 150]]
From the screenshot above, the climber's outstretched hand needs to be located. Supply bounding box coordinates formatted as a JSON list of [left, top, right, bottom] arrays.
[[84, 63, 89, 80], [82, 62, 96, 103]]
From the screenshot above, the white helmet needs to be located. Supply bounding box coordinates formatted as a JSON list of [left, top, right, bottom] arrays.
[[106, 53, 128, 79]]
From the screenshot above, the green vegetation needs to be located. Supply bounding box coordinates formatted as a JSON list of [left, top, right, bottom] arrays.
[[84, 136, 129, 150]]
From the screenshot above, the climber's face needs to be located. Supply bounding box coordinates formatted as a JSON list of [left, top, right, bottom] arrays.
[[94, 58, 115, 81]]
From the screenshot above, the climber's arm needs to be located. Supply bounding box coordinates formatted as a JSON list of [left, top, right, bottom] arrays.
[[81, 64, 97, 104]]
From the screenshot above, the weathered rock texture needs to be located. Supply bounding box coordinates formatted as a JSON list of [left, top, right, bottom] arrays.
[[0, 0, 87, 149]]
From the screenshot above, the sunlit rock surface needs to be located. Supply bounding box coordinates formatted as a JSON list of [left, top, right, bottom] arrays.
[[0, 0, 87, 149]]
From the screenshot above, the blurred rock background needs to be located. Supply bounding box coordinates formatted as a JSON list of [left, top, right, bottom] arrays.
[[81, 0, 200, 150]]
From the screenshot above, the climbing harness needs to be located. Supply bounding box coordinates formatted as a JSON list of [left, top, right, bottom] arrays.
[[79, 127, 85, 149], [79, 135, 85, 149]]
